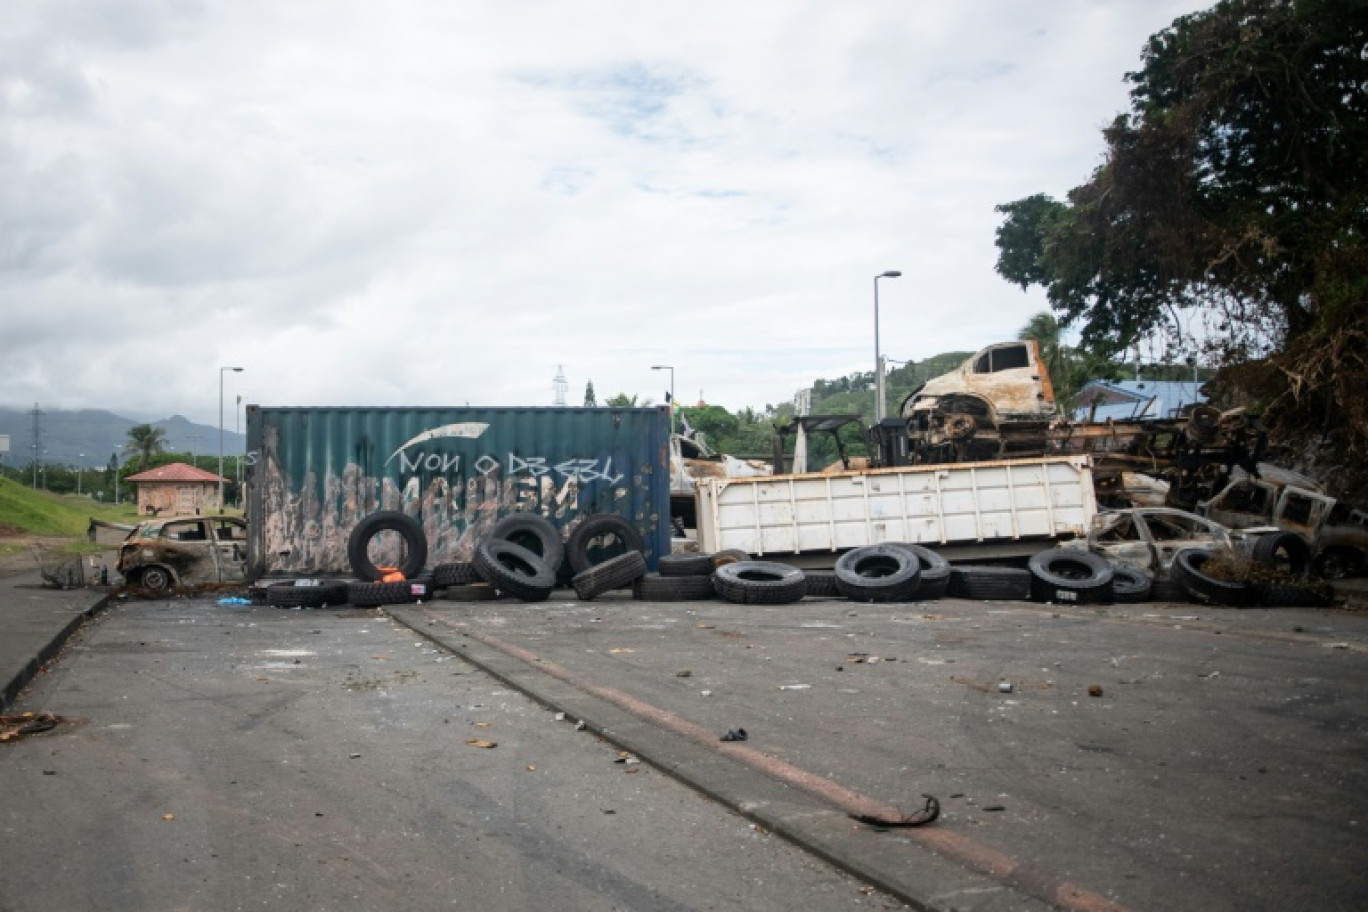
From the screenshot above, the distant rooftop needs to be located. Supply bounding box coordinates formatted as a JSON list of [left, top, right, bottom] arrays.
[[124, 462, 226, 484]]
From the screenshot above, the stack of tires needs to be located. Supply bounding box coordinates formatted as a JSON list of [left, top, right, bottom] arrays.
[[266, 509, 431, 610], [1168, 535, 1331, 607]]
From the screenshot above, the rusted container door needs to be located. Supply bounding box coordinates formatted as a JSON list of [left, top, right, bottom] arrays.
[[245, 406, 670, 578]]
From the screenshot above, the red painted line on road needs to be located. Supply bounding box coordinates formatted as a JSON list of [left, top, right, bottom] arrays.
[[426, 610, 1133, 912]]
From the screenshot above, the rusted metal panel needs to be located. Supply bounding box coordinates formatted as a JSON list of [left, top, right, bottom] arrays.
[[245, 406, 669, 578]]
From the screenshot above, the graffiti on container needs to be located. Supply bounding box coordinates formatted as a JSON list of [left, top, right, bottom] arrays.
[[385, 422, 490, 466], [392, 450, 622, 485]]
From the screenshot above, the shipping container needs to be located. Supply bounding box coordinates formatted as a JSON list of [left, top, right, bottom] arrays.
[[245, 406, 670, 579], [695, 456, 1097, 564]]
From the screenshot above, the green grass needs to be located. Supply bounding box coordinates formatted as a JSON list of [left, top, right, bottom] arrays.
[[0, 477, 140, 537]]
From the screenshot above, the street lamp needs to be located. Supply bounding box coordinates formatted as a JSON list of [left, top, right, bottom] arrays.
[[651, 365, 675, 437], [77, 453, 84, 496], [219, 366, 244, 510], [873, 270, 902, 422]]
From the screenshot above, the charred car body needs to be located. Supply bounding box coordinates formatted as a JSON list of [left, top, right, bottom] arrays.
[[116, 516, 249, 590]]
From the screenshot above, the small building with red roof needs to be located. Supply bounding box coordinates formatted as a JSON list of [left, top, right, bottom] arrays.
[[124, 462, 228, 516]]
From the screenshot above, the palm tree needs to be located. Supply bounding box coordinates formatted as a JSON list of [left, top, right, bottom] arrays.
[[124, 424, 168, 470]]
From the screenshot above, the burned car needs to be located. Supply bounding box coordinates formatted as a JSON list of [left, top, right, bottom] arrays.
[[1060, 507, 1253, 579], [116, 516, 248, 590]]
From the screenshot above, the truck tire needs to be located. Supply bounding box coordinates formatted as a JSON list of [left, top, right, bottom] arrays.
[[712, 561, 807, 605], [657, 552, 716, 577], [1252, 532, 1312, 577], [891, 543, 951, 600], [346, 580, 417, 608], [474, 539, 556, 602], [1149, 575, 1191, 603], [947, 566, 1032, 601], [835, 545, 921, 602], [1110, 567, 1153, 604], [803, 570, 841, 598], [1173, 549, 1255, 607], [566, 515, 646, 574], [433, 562, 481, 587], [1028, 550, 1115, 605], [632, 571, 716, 601], [572, 551, 647, 600], [267, 579, 349, 609], [347, 511, 428, 581], [488, 514, 564, 573]]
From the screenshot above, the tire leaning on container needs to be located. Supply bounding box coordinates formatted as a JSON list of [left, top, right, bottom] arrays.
[[891, 543, 951, 600], [267, 579, 349, 609], [1109, 567, 1154, 604], [474, 539, 556, 602], [834, 544, 921, 603], [488, 514, 564, 573], [1251, 531, 1312, 577], [632, 572, 717, 601], [1028, 550, 1115, 605], [572, 551, 648, 600], [947, 566, 1033, 601], [712, 561, 807, 605], [566, 515, 647, 575], [347, 511, 428, 581], [1172, 549, 1255, 607]]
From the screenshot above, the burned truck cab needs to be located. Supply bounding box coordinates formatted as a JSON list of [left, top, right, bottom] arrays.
[[899, 340, 1058, 464]]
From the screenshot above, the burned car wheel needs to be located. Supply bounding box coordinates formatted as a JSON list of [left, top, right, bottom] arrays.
[[712, 561, 807, 605], [1173, 549, 1255, 607], [835, 545, 921, 602], [1028, 550, 1115, 605], [138, 566, 173, 591], [347, 511, 428, 582]]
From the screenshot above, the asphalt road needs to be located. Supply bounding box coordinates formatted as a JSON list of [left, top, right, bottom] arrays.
[[0, 597, 908, 912]]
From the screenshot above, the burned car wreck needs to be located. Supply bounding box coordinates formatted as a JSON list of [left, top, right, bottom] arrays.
[[116, 516, 249, 590]]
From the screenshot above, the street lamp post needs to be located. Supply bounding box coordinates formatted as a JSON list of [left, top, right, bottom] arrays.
[[219, 366, 244, 510], [77, 453, 84, 496], [873, 270, 902, 422], [651, 365, 676, 437]]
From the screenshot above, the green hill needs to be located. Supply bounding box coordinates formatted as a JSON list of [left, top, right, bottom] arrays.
[[0, 477, 138, 538]]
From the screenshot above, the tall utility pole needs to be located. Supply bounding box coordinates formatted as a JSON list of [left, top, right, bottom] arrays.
[[873, 271, 902, 422], [29, 403, 42, 488]]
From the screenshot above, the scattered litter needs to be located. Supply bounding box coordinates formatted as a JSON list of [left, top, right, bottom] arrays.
[[778, 684, 811, 691], [1088, 685, 1105, 697], [349, 753, 362, 759], [217, 597, 251, 605], [465, 739, 497, 749], [983, 805, 1006, 812], [526, 764, 536, 771], [700, 690, 713, 697], [998, 681, 1014, 694], [554, 712, 566, 721], [0, 711, 62, 743], [719, 728, 748, 742], [695, 623, 715, 629], [613, 752, 640, 765], [676, 670, 692, 678], [1198, 670, 1221, 679], [162, 814, 175, 821], [1326, 643, 1350, 650], [473, 722, 491, 728], [850, 795, 940, 829], [609, 648, 636, 654], [574, 720, 587, 731]]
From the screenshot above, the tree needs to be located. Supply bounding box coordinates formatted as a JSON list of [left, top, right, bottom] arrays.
[[995, 0, 1368, 493], [124, 424, 168, 470], [604, 393, 638, 407], [583, 381, 597, 407]]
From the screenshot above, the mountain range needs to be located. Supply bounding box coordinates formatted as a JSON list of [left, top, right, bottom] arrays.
[[0, 406, 247, 470]]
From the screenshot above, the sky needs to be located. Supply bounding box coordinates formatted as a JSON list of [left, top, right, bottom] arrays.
[[3, 0, 1206, 426]]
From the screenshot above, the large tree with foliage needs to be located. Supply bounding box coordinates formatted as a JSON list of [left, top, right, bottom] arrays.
[[995, 0, 1368, 493]]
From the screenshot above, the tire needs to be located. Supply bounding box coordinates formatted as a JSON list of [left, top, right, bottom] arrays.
[[632, 572, 717, 601], [267, 578, 349, 609], [712, 561, 807, 605], [433, 562, 481, 587], [947, 565, 1033, 601], [1028, 550, 1116, 605], [1252, 532, 1312, 577], [834, 545, 921, 603], [1260, 581, 1333, 608], [138, 565, 173, 591], [711, 549, 751, 568], [572, 551, 647, 600], [488, 514, 564, 572], [658, 552, 716, 577], [346, 580, 417, 608], [1173, 549, 1255, 607], [474, 539, 556, 602], [438, 583, 501, 602], [1110, 567, 1154, 604], [891, 543, 951, 600], [566, 515, 646, 574], [1150, 575, 1191, 603], [803, 570, 842, 598], [347, 511, 428, 581], [1312, 547, 1365, 580]]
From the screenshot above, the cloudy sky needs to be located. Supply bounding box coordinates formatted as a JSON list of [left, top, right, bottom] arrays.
[[4, 0, 1203, 425]]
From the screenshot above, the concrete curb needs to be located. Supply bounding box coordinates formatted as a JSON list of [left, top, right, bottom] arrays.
[[1, 590, 116, 712], [388, 605, 1058, 912]]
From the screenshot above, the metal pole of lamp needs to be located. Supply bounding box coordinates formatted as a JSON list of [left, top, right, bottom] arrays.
[[873, 270, 901, 422], [651, 365, 676, 437], [219, 366, 243, 511]]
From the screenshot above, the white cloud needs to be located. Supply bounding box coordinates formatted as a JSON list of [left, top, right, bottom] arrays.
[[1, 0, 1203, 422]]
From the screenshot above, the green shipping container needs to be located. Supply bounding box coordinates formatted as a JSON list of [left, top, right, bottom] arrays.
[[245, 406, 670, 579]]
